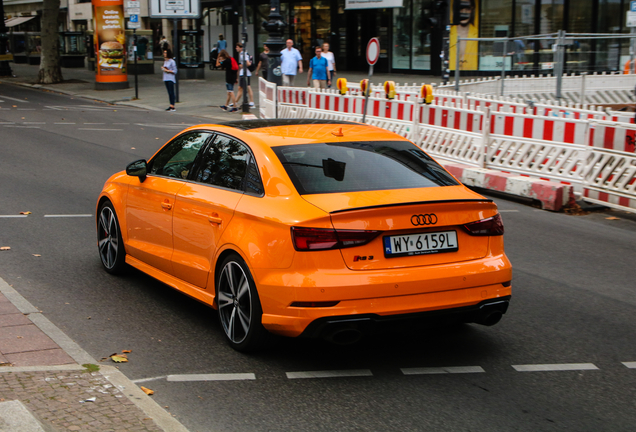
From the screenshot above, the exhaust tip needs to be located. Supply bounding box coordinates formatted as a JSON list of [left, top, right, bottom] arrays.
[[475, 310, 503, 327]]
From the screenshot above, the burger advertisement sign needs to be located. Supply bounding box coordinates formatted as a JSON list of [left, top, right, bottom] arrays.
[[92, 0, 127, 83]]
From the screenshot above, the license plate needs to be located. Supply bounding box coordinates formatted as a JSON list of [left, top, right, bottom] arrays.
[[383, 231, 458, 258]]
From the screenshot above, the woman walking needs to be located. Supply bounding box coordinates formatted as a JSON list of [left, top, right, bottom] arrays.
[[162, 49, 177, 112]]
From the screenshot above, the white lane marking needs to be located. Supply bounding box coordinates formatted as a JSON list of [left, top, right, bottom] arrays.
[[23, 122, 46, 124], [17, 108, 36, 111], [84, 122, 105, 125], [0, 215, 28, 218], [43, 214, 93, 218], [401, 366, 485, 375], [54, 122, 76, 125], [512, 363, 599, 372], [0, 95, 30, 103], [3, 125, 40, 128], [132, 376, 167, 384], [499, 210, 520, 213], [0, 122, 15, 124], [166, 373, 256, 382], [113, 123, 130, 125], [622, 362, 636, 368], [78, 128, 123, 131], [286, 369, 373, 379]]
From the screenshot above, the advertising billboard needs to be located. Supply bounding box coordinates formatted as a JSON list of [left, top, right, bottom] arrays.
[[92, 0, 128, 87], [449, 0, 479, 71]]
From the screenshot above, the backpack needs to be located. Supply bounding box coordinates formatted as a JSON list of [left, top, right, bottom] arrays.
[[230, 57, 239, 71], [247, 54, 257, 72]]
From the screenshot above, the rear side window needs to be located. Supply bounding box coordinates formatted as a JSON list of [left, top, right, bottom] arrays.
[[272, 141, 459, 195]]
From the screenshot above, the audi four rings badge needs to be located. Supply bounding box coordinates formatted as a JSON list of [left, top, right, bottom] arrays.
[[411, 214, 438, 226]]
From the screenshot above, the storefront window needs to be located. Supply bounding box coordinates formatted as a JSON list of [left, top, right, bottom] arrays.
[[392, 0, 411, 69], [480, 0, 512, 38], [539, 0, 563, 35], [291, 2, 312, 63], [411, 0, 431, 70], [514, 0, 534, 36], [314, 0, 331, 47]]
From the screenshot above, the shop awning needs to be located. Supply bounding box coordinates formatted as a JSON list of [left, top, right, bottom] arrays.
[[4, 16, 37, 28]]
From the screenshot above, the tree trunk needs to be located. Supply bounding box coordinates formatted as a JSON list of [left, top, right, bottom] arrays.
[[37, 0, 63, 84]]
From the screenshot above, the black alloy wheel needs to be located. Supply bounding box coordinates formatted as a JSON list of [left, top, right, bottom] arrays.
[[216, 253, 268, 352], [97, 202, 127, 274]]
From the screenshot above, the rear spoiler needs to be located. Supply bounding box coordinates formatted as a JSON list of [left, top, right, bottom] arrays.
[[329, 199, 493, 214]]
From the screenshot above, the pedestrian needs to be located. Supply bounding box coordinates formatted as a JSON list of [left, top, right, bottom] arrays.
[[216, 34, 227, 51], [161, 49, 177, 112], [281, 39, 303, 86], [307, 46, 330, 89], [235, 43, 255, 108], [216, 49, 238, 112], [159, 36, 169, 52], [321, 42, 336, 87], [255, 44, 269, 81]]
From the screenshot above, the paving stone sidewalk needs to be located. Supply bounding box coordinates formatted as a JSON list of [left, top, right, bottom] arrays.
[[0, 284, 188, 432]]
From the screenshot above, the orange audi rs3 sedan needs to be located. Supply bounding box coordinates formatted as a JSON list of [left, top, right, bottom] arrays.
[[96, 120, 512, 351]]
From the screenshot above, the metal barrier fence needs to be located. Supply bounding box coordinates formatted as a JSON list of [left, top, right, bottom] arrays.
[[448, 32, 636, 102], [259, 78, 636, 213]]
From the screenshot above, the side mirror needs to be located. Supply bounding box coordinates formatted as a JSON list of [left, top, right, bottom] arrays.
[[126, 159, 147, 181]]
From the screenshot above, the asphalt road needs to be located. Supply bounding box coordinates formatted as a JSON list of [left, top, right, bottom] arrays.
[[2, 83, 636, 432]]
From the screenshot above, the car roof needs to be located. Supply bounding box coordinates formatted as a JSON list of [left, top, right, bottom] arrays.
[[202, 119, 408, 147]]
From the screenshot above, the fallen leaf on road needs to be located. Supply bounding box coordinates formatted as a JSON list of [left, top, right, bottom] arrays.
[[606, 217, 620, 220], [19, 211, 31, 215], [122, 350, 132, 353], [0, 247, 10, 251], [141, 386, 154, 395], [16, 336, 22, 339], [131, 147, 136, 149], [155, 137, 159, 139], [111, 354, 128, 363], [32, 254, 41, 257], [12, 105, 16, 107]]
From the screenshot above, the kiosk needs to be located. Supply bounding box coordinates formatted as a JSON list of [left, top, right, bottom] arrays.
[[177, 29, 204, 79]]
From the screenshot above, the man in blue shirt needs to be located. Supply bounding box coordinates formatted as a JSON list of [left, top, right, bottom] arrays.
[[307, 46, 330, 89], [280, 39, 303, 86]]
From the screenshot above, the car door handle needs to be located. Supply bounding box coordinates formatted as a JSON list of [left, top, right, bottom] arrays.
[[208, 215, 222, 225], [161, 201, 173, 210]]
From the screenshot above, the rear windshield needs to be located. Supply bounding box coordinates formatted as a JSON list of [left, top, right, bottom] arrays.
[[272, 141, 459, 195]]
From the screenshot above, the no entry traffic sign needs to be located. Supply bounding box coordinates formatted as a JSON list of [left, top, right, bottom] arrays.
[[366, 38, 380, 66]]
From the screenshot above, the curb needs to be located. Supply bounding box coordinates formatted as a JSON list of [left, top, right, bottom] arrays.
[[442, 162, 570, 211], [0, 277, 190, 432]]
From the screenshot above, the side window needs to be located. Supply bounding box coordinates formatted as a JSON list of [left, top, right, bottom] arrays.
[[245, 155, 264, 196], [192, 135, 251, 192], [149, 132, 211, 179]]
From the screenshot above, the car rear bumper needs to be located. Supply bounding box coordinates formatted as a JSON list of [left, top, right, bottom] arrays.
[[299, 296, 511, 343], [255, 252, 512, 337]]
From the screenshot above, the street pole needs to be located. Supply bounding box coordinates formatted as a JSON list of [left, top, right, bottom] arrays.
[[362, 65, 373, 124], [500, 39, 507, 96], [0, 0, 14, 77], [133, 29, 138, 99], [555, 29, 565, 99], [173, 18, 179, 103], [442, 0, 450, 85], [262, 0, 286, 87], [240, 0, 249, 113]]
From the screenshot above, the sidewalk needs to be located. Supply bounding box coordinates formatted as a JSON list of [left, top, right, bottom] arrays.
[[1, 61, 441, 121], [0, 277, 188, 432]]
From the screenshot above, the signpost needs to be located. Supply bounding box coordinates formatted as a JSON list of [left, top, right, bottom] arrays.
[[126, 0, 140, 99], [149, 0, 201, 104], [362, 37, 380, 123], [628, 1, 636, 74]]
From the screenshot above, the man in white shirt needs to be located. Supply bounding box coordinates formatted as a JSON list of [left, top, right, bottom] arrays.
[[321, 43, 336, 88], [235, 43, 254, 108], [280, 39, 303, 86]]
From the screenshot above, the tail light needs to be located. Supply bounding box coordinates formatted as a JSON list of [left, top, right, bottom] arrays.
[[463, 213, 504, 236], [291, 227, 381, 251]]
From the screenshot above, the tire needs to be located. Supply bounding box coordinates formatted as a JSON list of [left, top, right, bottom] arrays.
[[97, 201, 127, 275], [216, 253, 268, 352]]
